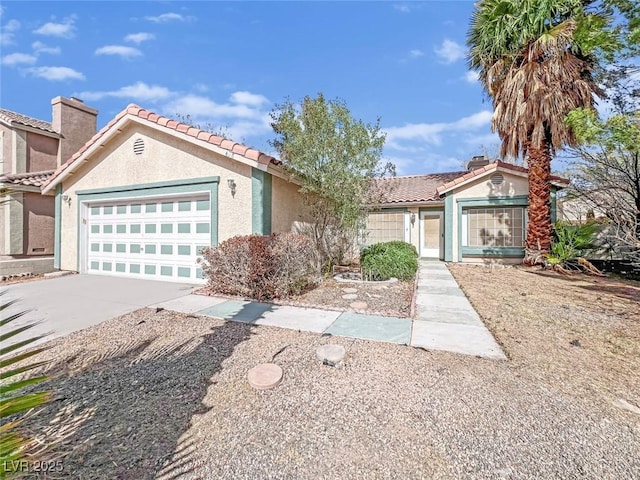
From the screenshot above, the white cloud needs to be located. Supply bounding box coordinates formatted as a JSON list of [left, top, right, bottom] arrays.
[[75, 82, 172, 102], [32, 41, 61, 55], [164, 94, 261, 119], [124, 32, 155, 44], [145, 12, 194, 23], [27, 66, 85, 81], [434, 39, 465, 64], [194, 83, 209, 93], [33, 16, 76, 39], [464, 70, 479, 83], [1, 52, 37, 66], [409, 49, 424, 58], [385, 110, 492, 148], [1, 19, 20, 45], [95, 45, 142, 58], [230, 91, 269, 107]]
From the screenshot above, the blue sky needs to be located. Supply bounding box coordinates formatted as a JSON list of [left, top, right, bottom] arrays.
[[0, 1, 501, 175]]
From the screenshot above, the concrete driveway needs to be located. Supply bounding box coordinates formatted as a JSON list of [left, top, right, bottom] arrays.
[[2, 274, 195, 344]]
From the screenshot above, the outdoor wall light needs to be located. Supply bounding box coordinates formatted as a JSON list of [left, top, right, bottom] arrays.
[[227, 179, 237, 197], [410, 213, 416, 225], [62, 194, 71, 206]]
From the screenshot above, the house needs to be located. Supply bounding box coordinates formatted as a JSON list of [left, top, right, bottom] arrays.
[[365, 156, 569, 263], [0, 97, 98, 275], [41, 104, 310, 283]]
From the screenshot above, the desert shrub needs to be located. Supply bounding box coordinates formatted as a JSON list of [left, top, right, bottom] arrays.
[[360, 241, 418, 281], [200, 233, 318, 300], [545, 221, 601, 274]]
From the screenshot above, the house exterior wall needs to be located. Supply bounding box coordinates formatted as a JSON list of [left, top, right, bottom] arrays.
[[23, 192, 54, 255], [57, 123, 306, 271], [1, 125, 11, 175], [447, 173, 530, 262], [26, 131, 59, 172], [52, 97, 98, 166], [271, 175, 312, 233]]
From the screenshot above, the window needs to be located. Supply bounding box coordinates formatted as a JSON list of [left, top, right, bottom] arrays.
[[365, 212, 406, 244], [464, 207, 525, 247]]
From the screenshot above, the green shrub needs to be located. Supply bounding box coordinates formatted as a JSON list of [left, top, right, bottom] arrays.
[[200, 233, 319, 300], [546, 221, 599, 271], [360, 241, 418, 281]]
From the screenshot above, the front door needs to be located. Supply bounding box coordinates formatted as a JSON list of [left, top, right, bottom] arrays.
[[420, 211, 443, 258]]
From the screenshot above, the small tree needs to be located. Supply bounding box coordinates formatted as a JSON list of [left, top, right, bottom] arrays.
[[270, 93, 394, 269], [564, 107, 640, 265]]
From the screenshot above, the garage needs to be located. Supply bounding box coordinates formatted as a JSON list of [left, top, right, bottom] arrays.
[[84, 194, 211, 283]]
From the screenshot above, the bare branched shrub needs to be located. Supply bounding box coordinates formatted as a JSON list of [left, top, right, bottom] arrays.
[[200, 233, 318, 301]]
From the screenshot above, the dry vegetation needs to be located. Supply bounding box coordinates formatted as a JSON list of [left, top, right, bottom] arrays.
[[448, 263, 640, 402]]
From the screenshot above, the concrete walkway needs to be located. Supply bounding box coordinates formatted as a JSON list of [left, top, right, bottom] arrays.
[[155, 261, 505, 360]]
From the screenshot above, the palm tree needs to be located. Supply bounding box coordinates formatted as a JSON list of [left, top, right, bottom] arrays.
[[467, 0, 616, 264]]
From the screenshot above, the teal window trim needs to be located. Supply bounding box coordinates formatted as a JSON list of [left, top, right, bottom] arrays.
[[77, 177, 219, 271], [444, 194, 454, 262], [457, 195, 529, 262], [461, 246, 525, 257], [54, 184, 62, 269], [251, 168, 272, 235]]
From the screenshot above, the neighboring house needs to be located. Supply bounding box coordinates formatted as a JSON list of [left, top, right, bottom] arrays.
[[365, 157, 569, 263], [41, 104, 310, 284], [0, 97, 97, 275]]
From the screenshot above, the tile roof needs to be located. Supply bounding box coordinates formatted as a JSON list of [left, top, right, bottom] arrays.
[[42, 104, 280, 192], [0, 170, 55, 188], [436, 160, 569, 194], [0, 108, 58, 135], [375, 171, 468, 203]]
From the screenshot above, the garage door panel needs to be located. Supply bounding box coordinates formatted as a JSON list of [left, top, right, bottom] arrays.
[[86, 195, 210, 283]]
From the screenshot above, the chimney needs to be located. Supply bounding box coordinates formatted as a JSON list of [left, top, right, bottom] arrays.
[[51, 96, 98, 167], [467, 154, 490, 171]]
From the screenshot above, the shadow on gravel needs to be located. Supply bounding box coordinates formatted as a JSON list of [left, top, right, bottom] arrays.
[[22, 317, 254, 480]]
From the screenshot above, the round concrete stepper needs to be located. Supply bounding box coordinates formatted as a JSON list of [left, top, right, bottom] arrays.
[[350, 301, 368, 310], [342, 287, 358, 294], [316, 344, 346, 365], [247, 363, 283, 390], [342, 293, 358, 300]]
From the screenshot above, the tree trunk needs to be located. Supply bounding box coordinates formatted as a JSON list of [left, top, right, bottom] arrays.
[[524, 142, 553, 266]]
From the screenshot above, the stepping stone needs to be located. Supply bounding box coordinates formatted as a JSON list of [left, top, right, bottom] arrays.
[[342, 288, 358, 294], [342, 293, 358, 300], [350, 301, 368, 310], [316, 344, 346, 366], [247, 363, 283, 390]]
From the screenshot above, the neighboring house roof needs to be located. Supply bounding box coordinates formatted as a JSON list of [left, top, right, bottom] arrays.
[[0, 108, 59, 135], [0, 170, 55, 187], [375, 171, 467, 204], [42, 104, 282, 194], [436, 160, 569, 195]]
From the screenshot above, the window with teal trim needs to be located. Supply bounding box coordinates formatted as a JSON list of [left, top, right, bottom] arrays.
[[463, 207, 525, 247]]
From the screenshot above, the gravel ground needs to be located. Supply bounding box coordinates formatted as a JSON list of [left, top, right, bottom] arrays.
[[14, 265, 640, 479]]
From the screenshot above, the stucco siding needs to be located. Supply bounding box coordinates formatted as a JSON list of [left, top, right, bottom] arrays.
[[27, 132, 58, 172], [59, 123, 254, 271], [271, 175, 311, 233], [1, 125, 11, 175], [450, 173, 529, 261], [23, 192, 54, 255]]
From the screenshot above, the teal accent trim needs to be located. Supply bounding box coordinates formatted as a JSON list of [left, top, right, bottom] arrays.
[[457, 196, 529, 262], [456, 196, 528, 207], [54, 184, 62, 269], [444, 194, 454, 262], [461, 246, 525, 257], [551, 188, 557, 224], [251, 168, 272, 235], [75, 176, 220, 196]]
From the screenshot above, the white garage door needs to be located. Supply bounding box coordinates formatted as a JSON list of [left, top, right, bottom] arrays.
[[86, 194, 211, 283]]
